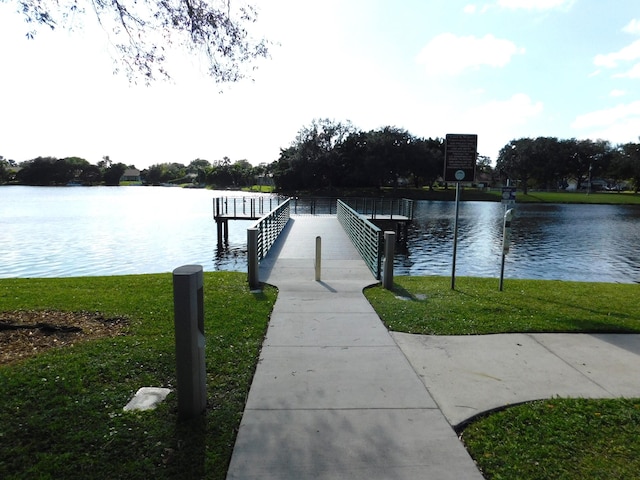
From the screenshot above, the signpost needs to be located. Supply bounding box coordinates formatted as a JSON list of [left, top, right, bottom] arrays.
[[501, 186, 516, 208], [445, 134, 477, 290], [444, 134, 478, 183]]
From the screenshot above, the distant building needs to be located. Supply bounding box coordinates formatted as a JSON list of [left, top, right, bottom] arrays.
[[120, 169, 141, 184]]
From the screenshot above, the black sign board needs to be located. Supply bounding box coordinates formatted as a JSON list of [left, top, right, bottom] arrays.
[[444, 134, 477, 182]]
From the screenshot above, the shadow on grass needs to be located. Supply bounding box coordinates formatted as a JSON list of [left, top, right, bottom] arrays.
[[166, 414, 207, 478]]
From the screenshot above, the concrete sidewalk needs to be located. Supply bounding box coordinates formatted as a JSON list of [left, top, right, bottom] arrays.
[[393, 332, 640, 428], [226, 217, 484, 479]]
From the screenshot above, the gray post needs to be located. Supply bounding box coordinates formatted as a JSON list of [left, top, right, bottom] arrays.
[[315, 236, 321, 281], [383, 231, 395, 290], [247, 228, 259, 289], [499, 209, 514, 292], [451, 182, 461, 290], [173, 265, 206, 420]]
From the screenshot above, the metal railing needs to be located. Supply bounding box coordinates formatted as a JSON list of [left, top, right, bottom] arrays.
[[214, 196, 287, 219], [337, 200, 382, 279], [251, 198, 291, 261], [341, 198, 414, 220], [247, 199, 291, 288], [290, 197, 337, 215]]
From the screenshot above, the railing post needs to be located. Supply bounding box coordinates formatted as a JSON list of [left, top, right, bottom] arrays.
[[247, 228, 259, 289], [315, 236, 321, 281], [383, 232, 395, 289], [172, 265, 206, 420]]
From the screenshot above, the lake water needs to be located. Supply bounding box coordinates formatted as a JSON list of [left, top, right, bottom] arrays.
[[1, 186, 639, 283]]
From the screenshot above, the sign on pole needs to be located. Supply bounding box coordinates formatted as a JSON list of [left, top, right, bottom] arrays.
[[501, 186, 516, 207], [444, 134, 478, 183], [445, 133, 478, 289]]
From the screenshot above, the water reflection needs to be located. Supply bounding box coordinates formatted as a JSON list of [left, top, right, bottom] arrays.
[[395, 201, 640, 283], [1, 187, 638, 283]]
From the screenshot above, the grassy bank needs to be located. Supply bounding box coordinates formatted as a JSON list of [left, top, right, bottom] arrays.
[[365, 276, 640, 479], [0, 273, 276, 480], [276, 186, 640, 204], [364, 276, 640, 335]]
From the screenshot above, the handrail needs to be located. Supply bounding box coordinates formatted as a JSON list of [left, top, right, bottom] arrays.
[[341, 198, 414, 220], [214, 196, 287, 219], [337, 200, 382, 279], [251, 198, 291, 261]]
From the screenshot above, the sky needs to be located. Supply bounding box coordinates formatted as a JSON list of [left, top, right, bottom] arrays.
[[1, 0, 640, 169]]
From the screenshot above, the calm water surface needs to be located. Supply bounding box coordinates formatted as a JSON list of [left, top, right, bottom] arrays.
[[397, 201, 640, 283], [1, 186, 639, 283], [0, 186, 254, 278]]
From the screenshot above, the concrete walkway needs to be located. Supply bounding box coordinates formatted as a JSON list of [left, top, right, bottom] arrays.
[[393, 331, 640, 427], [226, 216, 484, 479], [226, 216, 640, 479]]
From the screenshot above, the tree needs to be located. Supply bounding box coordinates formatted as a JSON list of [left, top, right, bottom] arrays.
[[103, 162, 127, 186], [272, 119, 355, 191], [11, 0, 271, 83], [618, 142, 640, 193], [408, 137, 444, 189], [142, 162, 187, 184], [16, 156, 76, 185], [0, 157, 9, 184], [496, 139, 535, 194]]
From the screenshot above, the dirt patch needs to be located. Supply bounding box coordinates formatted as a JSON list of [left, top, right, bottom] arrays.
[[0, 310, 128, 365]]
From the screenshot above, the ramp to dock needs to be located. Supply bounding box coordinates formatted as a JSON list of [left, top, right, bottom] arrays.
[[226, 216, 482, 479]]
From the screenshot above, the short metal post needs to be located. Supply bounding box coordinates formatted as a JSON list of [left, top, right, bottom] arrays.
[[315, 236, 321, 281], [499, 209, 514, 291], [173, 265, 206, 420], [247, 228, 259, 289], [383, 231, 395, 289]]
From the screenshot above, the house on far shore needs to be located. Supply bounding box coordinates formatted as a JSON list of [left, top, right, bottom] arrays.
[[120, 168, 142, 185]]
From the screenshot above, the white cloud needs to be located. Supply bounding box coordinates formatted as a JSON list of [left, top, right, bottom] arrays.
[[464, 4, 478, 14], [459, 94, 543, 157], [613, 62, 640, 79], [572, 101, 640, 129], [416, 33, 524, 76], [623, 19, 640, 35], [497, 0, 574, 10], [572, 106, 640, 145], [594, 39, 640, 68], [610, 89, 626, 97]]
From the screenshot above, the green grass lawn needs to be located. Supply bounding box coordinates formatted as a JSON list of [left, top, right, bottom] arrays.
[[462, 398, 640, 480], [365, 275, 640, 479], [0, 273, 276, 480], [2, 273, 639, 479], [515, 191, 640, 204], [364, 276, 640, 335]]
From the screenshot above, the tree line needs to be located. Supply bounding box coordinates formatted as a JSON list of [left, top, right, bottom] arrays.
[[496, 137, 640, 194], [3, 119, 640, 193], [0, 155, 267, 189], [270, 119, 640, 193]]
